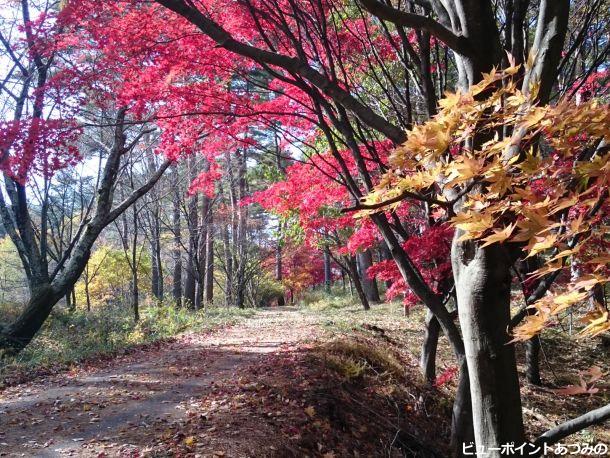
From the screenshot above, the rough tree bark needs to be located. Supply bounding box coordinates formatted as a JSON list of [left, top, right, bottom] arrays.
[[356, 249, 380, 303], [452, 237, 525, 451]]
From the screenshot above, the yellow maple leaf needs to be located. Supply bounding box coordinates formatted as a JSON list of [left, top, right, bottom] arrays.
[[525, 233, 558, 258], [579, 312, 610, 338], [480, 223, 516, 247], [520, 107, 546, 129], [438, 91, 462, 110], [510, 312, 548, 342], [550, 290, 588, 314], [452, 211, 495, 235]]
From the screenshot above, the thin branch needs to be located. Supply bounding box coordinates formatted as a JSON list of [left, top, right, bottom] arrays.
[[342, 189, 449, 213]]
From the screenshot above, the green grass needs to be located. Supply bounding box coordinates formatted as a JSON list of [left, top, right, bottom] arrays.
[[0, 302, 256, 386]]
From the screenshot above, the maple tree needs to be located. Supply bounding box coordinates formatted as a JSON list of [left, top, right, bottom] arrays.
[[0, 2, 171, 355], [364, 64, 610, 339], [139, 0, 610, 453], [0, 0, 608, 455]]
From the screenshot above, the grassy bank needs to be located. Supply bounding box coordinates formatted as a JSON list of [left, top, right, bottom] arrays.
[[0, 303, 256, 387]]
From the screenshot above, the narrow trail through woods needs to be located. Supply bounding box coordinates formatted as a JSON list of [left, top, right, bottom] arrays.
[[0, 308, 321, 457]]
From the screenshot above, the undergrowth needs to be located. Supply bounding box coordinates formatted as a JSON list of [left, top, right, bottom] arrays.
[[0, 302, 255, 387], [318, 337, 406, 381]]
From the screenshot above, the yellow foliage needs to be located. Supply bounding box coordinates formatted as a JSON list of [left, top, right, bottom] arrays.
[[74, 245, 152, 309], [366, 65, 610, 341]]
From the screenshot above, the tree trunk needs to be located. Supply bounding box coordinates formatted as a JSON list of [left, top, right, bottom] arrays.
[[452, 235, 525, 454], [357, 249, 380, 303], [0, 108, 170, 356], [525, 336, 542, 385], [150, 217, 163, 300], [149, 157, 164, 301], [132, 267, 140, 322], [420, 309, 440, 383], [276, 239, 285, 306], [323, 246, 332, 293], [204, 210, 214, 305], [222, 218, 233, 307], [131, 206, 140, 322], [195, 184, 209, 310], [172, 169, 183, 307], [371, 214, 473, 452], [65, 287, 74, 311], [151, 237, 161, 300], [85, 275, 92, 312], [515, 256, 544, 386], [235, 149, 247, 309], [379, 243, 393, 291], [589, 283, 606, 310], [184, 157, 199, 308], [0, 284, 62, 357], [451, 359, 475, 457], [347, 256, 370, 311]]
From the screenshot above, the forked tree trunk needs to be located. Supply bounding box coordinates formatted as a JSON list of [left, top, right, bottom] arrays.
[[452, 234, 525, 454]]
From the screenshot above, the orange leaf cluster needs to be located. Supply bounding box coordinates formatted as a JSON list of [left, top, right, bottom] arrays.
[[366, 65, 610, 340]]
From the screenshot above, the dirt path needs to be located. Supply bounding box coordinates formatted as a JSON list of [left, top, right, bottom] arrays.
[[0, 307, 320, 457]]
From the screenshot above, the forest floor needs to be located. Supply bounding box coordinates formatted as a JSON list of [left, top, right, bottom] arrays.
[[1, 298, 609, 457], [0, 304, 448, 458]]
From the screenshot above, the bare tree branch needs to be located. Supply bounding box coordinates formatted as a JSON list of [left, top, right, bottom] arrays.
[[357, 0, 475, 57]]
